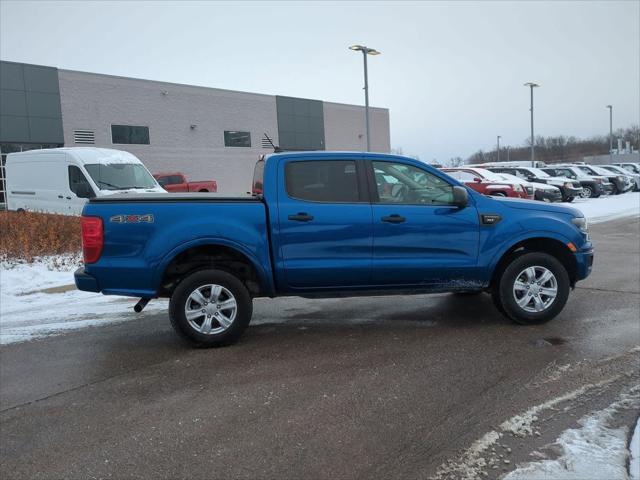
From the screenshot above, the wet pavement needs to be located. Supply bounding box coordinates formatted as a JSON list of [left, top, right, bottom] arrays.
[[1, 218, 639, 479]]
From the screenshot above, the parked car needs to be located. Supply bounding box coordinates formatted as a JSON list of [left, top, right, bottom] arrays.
[[541, 165, 611, 198], [494, 172, 562, 202], [441, 167, 531, 199], [476, 165, 583, 202], [599, 165, 640, 191], [76, 152, 594, 346], [154, 172, 218, 193], [612, 162, 640, 175], [573, 164, 633, 194], [6, 148, 165, 215]]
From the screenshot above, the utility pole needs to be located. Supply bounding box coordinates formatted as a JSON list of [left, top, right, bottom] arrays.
[[524, 82, 539, 166], [349, 45, 381, 152], [606, 105, 613, 162], [497, 135, 501, 162]]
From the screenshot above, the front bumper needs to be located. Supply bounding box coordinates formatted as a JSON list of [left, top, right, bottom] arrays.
[[574, 248, 594, 282], [560, 185, 583, 199], [534, 189, 562, 202], [74, 267, 100, 293]]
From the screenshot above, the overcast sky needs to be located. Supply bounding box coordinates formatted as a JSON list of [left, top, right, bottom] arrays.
[[1, 0, 638, 161]]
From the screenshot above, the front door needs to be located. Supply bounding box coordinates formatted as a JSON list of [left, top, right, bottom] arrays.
[[368, 160, 480, 286], [276, 158, 373, 290]]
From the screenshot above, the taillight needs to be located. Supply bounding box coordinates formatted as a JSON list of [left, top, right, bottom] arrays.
[[81, 216, 103, 264]]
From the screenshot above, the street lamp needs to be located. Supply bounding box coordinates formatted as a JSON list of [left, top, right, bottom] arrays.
[[497, 135, 501, 162], [349, 44, 381, 152], [524, 82, 539, 167], [606, 105, 613, 162]]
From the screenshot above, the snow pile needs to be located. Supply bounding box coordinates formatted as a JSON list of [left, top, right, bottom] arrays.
[[0, 256, 168, 345], [571, 192, 640, 224], [504, 386, 640, 480]]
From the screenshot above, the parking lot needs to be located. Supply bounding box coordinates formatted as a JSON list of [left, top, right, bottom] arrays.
[[1, 217, 638, 479]]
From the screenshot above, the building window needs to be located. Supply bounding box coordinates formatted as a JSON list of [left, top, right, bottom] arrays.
[[224, 131, 251, 148], [111, 125, 150, 145]]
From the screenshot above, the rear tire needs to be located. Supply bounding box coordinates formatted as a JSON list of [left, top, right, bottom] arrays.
[[169, 269, 252, 347], [495, 252, 570, 325]]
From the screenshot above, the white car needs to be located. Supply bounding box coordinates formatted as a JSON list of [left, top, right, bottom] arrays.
[[600, 165, 640, 191], [6, 147, 166, 215], [495, 173, 562, 202]]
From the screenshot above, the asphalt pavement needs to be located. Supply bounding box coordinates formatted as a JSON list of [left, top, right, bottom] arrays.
[[1, 217, 639, 479]]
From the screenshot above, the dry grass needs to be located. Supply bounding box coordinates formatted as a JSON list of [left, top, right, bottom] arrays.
[[0, 211, 81, 262]]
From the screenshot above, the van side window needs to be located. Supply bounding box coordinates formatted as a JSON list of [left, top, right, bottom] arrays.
[[68, 166, 94, 198]]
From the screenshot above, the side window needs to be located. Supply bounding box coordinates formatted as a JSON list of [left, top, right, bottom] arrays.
[[68, 166, 94, 198], [168, 175, 183, 185], [445, 170, 476, 182], [373, 162, 453, 205], [157, 176, 169, 186], [285, 160, 359, 203]]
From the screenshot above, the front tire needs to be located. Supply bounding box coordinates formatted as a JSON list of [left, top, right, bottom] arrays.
[[169, 269, 252, 347], [580, 186, 594, 199], [495, 252, 570, 325]]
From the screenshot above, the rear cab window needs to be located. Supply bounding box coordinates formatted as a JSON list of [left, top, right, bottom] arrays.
[[285, 160, 360, 203]]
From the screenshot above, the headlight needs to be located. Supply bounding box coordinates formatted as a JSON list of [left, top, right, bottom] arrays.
[[572, 217, 588, 233], [617, 176, 624, 182], [564, 182, 573, 188]]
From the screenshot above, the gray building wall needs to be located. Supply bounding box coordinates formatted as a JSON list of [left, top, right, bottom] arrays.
[[323, 102, 390, 153], [58, 68, 391, 195], [59, 70, 279, 194]]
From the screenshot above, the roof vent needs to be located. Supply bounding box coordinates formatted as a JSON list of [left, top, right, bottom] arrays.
[[74, 130, 95, 144]]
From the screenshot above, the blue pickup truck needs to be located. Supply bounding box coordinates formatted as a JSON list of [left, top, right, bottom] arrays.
[[75, 152, 593, 346]]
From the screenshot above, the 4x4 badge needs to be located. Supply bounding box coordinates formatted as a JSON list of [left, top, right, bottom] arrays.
[[110, 214, 154, 224]]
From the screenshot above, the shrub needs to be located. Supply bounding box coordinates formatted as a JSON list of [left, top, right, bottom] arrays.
[[0, 211, 81, 262]]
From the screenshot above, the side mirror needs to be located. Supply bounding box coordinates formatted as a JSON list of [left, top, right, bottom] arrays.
[[473, 177, 482, 183], [452, 186, 468, 208]]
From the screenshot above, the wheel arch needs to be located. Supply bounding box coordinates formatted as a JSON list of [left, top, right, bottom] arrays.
[[490, 236, 578, 288], [155, 239, 273, 298]]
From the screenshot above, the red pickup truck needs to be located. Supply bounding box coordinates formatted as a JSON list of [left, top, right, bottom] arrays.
[[153, 172, 217, 193]]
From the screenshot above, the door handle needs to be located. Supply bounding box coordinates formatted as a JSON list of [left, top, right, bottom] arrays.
[[58, 195, 64, 199], [381, 214, 406, 224], [288, 212, 314, 222], [66, 196, 72, 200]]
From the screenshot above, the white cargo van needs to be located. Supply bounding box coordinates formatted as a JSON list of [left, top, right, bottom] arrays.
[[6, 148, 165, 215]]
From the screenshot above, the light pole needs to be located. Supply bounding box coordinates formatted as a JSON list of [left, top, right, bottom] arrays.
[[524, 82, 539, 166], [606, 105, 613, 162], [497, 135, 501, 162], [349, 44, 381, 152]]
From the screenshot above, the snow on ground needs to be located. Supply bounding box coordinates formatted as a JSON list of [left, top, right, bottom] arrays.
[[0, 255, 168, 345], [570, 191, 640, 224], [632, 416, 640, 480], [503, 386, 640, 480]]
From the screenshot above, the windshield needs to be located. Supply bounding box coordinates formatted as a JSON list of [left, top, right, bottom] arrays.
[[84, 163, 158, 190], [591, 165, 615, 176], [603, 166, 626, 175], [620, 164, 640, 174], [528, 168, 550, 178], [577, 166, 594, 175]]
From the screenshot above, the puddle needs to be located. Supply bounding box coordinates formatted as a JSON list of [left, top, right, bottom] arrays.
[[532, 336, 568, 347]]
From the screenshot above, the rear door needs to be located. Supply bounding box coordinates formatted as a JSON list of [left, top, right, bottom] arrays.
[[276, 157, 373, 290], [368, 160, 480, 287]]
